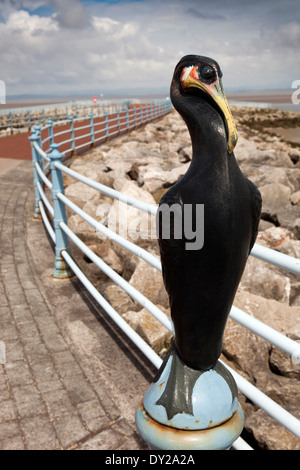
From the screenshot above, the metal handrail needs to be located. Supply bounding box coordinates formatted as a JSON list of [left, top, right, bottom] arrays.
[[29, 98, 300, 450]]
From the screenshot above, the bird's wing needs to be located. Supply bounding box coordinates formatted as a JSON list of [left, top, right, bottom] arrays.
[[157, 191, 186, 296], [248, 179, 262, 254]]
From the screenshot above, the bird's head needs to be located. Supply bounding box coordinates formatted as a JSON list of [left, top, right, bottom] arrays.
[[173, 55, 238, 154]]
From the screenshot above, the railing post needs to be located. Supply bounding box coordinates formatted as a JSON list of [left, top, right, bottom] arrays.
[[116, 108, 120, 134], [126, 107, 129, 130], [33, 123, 45, 174], [89, 112, 95, 146], [27, 110, 31, 131], [48, 117, 54, 147], [9, 112, 13, 135], [69, 114, 75, 155], [133, 107, 137, 128], [104, 110, 109, 140], [29, 130, 42, 220], [49, 143, 73, 279], [140, 106, 143, 125]]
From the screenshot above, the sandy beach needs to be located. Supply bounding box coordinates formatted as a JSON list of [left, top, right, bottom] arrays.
[[1, 90, 298, 111]]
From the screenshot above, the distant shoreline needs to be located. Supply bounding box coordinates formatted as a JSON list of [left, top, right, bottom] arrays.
[[0, 90, 298, 112]]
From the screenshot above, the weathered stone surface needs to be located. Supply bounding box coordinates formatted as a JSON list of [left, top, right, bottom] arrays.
[[123, 307, 172, 355], [65, 181, 101, 209], [102, 284, 136, 314], [260, 183, 292, 214], [239, 256, 291, 304], [245, 408, 300, 450], [129, 256, 169, 309], [85, 242, 123, 275], [233, 290, 300, 333], [291, 190, 300, 206], [107, 181, 156, 243]]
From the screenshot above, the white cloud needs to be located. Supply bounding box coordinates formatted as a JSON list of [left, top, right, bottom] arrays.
[[4, 10, 58, 33], [0, 0, 299, 97]]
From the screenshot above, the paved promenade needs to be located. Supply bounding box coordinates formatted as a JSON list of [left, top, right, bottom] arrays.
[[0, 161, 153, 450]]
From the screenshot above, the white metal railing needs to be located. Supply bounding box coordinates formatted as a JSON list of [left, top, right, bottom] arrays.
[[0, 99, 130, 134], [29, 98, 300, 450]]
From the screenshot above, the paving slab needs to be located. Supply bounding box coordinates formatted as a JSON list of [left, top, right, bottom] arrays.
[[0, 161, 153, 450]]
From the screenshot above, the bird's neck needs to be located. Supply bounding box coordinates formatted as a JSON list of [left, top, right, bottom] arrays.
[[173, 92, 229, 171]]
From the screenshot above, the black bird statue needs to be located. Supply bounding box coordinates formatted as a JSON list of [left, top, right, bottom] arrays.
[[158, 54, 261, 371], [136, 55, 261, 449]]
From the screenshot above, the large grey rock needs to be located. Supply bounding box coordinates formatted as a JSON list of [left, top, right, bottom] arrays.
[[240, 256, 291, 304], [65, 181, 101, 209], [123, 307, 172, 355], [260, 183, 292, 214], [107, 181, 156, 243], [129, 256, 169, 310]]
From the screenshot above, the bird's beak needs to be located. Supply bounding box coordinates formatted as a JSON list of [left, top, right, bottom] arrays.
[[181, 66, 238, 154]]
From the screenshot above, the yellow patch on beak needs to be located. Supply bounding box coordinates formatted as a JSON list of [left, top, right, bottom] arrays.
[[181, 66, 238, 154]]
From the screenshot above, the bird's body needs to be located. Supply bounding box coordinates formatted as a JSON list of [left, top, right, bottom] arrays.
[[158, 55, 261, 371]]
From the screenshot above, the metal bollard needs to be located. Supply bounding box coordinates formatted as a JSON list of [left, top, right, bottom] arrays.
[[136, 342, 244, 450], [49, 144, 73, 279], [89, 112, 95, 146], [69, 115, 75, 155], [29, 131, 42, 220], [104, 111, 109, 140], [47, 117, 54, 147]]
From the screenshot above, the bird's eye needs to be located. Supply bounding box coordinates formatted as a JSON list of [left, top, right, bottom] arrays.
[[201, 66, 215, 81]]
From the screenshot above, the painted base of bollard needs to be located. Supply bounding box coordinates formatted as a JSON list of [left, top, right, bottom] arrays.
[[52, 260, 74, 279], [136, 401, 244, 450], [136, 343, 244, 450], [32, 210, 42, 221]]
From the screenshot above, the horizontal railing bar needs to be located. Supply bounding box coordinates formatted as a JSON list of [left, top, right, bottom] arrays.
[[54, 138, 72, 148], [93, 128, 108, 136], [73, 131, 92, 141], [60, 224, 299, 440], [33, 141, 50, 162], [56, 191, 162, 271], [231, 438, 253, 451], [72, 123, 91, 132], [58, 231, 250, 450], [56, 189, 299, 358], [230, 306, 300, 358], [36, 180, 54, 217], [251, 243, 300, 276], [94, 135, 107, 144], [41, 135, 52, 145], [61, 232, 299, 440], [60, 221, 173, 333], [54, 162, 157, 215], [223, 360, 300, 438], [38, 200, 56, 243], [49, 128, 71, 139], [61, 250, 163, 369], [35, 161, 52, 189], [73, 141, 92, 151]]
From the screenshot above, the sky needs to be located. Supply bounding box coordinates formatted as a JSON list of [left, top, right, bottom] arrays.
[[0, 0, 299, 98]]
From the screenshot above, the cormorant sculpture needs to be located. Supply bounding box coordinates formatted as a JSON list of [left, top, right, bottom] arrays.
[[136, 56, 261, 448], [158, 55, 262, 371]]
